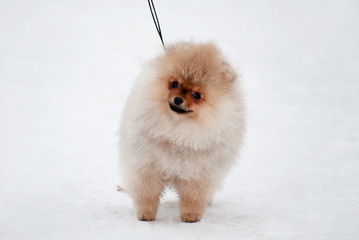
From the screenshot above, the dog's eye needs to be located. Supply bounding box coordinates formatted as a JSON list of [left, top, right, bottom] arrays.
[[192, 92, 201, 100], [171, 81, 179, 89]]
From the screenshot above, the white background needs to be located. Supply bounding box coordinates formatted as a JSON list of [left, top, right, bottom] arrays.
[[1, 0, 358, 239]]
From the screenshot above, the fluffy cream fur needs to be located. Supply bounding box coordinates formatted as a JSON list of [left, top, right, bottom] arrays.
[[119, 42, 245, 222]]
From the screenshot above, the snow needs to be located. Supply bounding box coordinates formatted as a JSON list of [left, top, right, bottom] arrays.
[[1, 0, 359, 239]]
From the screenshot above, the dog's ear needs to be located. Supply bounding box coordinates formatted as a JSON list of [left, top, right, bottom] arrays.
[[221, 61, 236, 81]]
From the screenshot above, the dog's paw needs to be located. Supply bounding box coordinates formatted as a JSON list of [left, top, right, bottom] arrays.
[[180, 212, 202, 223], [137, 210, 157, 221]]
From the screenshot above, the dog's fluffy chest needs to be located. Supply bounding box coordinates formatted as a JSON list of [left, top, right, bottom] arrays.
[[147, 137, 224, 180]]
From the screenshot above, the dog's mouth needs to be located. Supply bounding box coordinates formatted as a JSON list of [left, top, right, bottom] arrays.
[[169, 103, 192, 114]]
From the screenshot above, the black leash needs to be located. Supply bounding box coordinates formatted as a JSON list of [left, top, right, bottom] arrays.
[[148, 0, 165, 47]]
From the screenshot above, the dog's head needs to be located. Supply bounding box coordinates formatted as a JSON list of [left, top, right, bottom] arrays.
[[154, 42, 236, 121]]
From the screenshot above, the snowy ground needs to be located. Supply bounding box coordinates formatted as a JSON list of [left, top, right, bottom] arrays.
[[1, 0, 359, 239]]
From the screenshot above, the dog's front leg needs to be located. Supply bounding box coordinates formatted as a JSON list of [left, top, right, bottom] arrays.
[[130, 171, 165, 221], [175, 178, 213, 223]]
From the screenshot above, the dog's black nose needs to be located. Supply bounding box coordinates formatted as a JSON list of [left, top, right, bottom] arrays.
[[174, 97, 183, 105]]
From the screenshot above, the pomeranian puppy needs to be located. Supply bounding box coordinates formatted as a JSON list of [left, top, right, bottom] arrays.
[[119, 42, 245, 222]]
